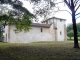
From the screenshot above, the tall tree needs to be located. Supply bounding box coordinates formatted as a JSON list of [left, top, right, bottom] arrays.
[[29, 0, 55, 21], [64, 0, 80, 48], [0, 0, 34, 32]]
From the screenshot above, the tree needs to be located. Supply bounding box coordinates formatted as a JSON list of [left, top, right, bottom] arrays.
[[78, 32, 80, 37], [76, 23, 80, 32], [67, 24, 73, 32], [0, 0, 33, 16], [67, 30, 74, 40], [29, 0, 55, 21], [0, 0, 34, 32], [67, 24, 73, 40], [67, 23, 80, 32], [64, 0, 80, 48], [67, 23, 80, 40]]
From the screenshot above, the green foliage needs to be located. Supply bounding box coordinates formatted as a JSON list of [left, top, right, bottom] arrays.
[[0, 0, 34, 17], [67, 23, 80, 33], [8, 14, 32, 32], [67, 30, 74, 37], [78, 32, 80, 37], [67, 23, 80, 39], [14, 15, 32, 32], [67, 24, 73, 32], [67, 30, 74, 39], [0, 12, 32, 32], [76, 23, 80, 32], [0, 0, 34, 32]]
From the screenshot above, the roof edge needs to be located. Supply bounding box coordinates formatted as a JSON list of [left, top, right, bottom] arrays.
[[41, 17, 66, 23]]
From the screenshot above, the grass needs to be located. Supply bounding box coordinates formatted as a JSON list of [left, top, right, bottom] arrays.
[[0, 41, 80, 60]]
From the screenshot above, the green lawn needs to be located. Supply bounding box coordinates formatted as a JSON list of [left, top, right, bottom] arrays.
[[0, 41, 80, 60]]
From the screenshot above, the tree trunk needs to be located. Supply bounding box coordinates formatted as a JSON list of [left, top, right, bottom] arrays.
[[72, 11, 79, 48]]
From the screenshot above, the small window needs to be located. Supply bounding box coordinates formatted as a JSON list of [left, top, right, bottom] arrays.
[[60, 19, 62, 22], [60, 31, 62, 35], [41, 28, 43, 32]]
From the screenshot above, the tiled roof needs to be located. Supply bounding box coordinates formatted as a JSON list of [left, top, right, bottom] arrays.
[[9, 23, 51, 28], [31, 23, 52, 28]]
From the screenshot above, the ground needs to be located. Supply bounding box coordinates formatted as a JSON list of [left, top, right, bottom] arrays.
[[0, 41, 80, 60]]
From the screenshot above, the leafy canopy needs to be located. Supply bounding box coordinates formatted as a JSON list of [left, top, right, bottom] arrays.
[[29, 0, 55, 20], [0, 0, 34, 32]]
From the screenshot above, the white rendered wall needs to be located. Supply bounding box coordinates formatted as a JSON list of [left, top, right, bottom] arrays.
[[8, 25, 55, 43], [56, 19, 65, 41], [4, 18, 66, 43], [47, 19, 66, 41], [4, 25, 9, 42]]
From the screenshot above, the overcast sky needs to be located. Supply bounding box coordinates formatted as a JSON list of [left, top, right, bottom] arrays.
[[21, 0, 80, 25], [54, 0, 80, 25]]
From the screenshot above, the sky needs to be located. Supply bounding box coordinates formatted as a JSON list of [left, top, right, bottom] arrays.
[[54, 0, 80, 25], [21, 0, 80, 25]]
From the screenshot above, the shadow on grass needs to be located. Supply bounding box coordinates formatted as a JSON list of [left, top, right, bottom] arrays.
[[0, 42, 80, 60]]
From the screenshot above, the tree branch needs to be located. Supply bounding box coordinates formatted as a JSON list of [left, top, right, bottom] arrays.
[[76, 12, 80, 16], [64, 0, 71, 10], [74, 0, 79, 7], [53, 9, 72, 15], [59, 10, 71, 15], [76, 16, 80, 19], [55, 2, 63, 5], [75, 4, 80, 12]]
